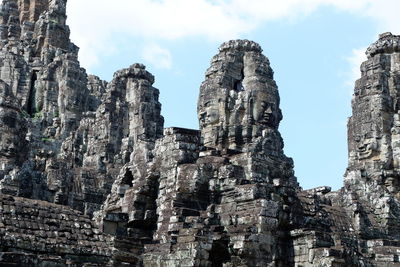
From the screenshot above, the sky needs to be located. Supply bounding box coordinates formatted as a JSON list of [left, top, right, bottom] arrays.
[[63, 0, 400, 190]]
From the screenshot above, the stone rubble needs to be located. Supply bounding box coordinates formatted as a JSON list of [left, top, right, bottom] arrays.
[[0, 1, 400, 266]]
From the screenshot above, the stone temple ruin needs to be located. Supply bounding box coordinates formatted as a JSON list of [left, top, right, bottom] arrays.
[[1, 0, 400, 266]]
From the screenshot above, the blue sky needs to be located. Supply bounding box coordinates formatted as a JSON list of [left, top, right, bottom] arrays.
[[66, 0, 399, 190]]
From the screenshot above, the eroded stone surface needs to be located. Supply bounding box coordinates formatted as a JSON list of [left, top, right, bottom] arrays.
[[1, 0, 400, 266], [0, 194, 112, 266], [96, 40, 298, 266], [0, 0, 163, 217], [344, 32, 400, 238], [198, 39, 282, 153], [286, 32, 400, 266]]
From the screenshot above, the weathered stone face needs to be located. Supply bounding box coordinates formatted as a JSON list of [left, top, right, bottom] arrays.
[[0, 0, 165, 215], [1, 0, 400, 265], [347, 33, 400, 173], [341, 32, 400, 247], [198, 40, 282, 153], [94, 39, 298, 267]]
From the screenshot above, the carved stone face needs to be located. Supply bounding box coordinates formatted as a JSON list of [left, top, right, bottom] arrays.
[[251, 89, 280, 128], [199, 100, 220, 127], [198, 41, 284, 151], [254, 101, 273, 125], [355, 135, 379, 160]]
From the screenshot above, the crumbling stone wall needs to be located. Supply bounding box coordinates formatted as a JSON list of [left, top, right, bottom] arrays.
[[0, 0, 163, 217], [345, 32, 400, 238], [96, 40, 299, 266], [286, 33, 400, 267], [96, 34, 400, 266], [0, 194, 112, 266], [1, 0, 400, 266]]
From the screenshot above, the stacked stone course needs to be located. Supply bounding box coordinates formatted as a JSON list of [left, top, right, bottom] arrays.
[[0, 194, 112, 266], [1, 0, 400, 266]]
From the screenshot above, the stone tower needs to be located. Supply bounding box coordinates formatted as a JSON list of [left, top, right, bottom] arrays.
[[198, 40, 283, 154], [345, 32, 400, 237], [97, 40, 298, 266], [285, 33, 400, 266], [2, 0, 400, 265], [0, 0, 164, 216]]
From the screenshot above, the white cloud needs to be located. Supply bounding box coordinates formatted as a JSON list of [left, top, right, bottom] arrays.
[[346, 48, 367, 94], [65, 0, 400, 70], [141, 44, 172, 70], [66, 0, 251, 70], [68, 0, 250, 40], [363, 0, 400, 33], [218, 0, 372, 22]]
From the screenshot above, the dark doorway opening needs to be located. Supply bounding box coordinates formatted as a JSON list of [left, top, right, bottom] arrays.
[[209, 239, 231, 267], [234, 68, 245, 91], [27, 71, 38, 117], [122, 169, 134, 187]]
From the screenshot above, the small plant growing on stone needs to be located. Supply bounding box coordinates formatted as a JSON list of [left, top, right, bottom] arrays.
[[20, 110, 30, 118], [41, 137, 54, 142], [32, 107, 43, 120]]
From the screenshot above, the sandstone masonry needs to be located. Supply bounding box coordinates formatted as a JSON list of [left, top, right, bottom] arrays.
[[0, 1, 400, 266]]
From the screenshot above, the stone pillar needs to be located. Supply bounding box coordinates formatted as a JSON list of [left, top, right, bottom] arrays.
[[345, 32, 400, 237]]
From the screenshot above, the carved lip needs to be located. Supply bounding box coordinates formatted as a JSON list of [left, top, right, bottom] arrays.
[[356, 143, 375, 159]]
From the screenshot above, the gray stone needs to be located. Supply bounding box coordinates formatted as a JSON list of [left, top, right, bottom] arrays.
[[1, 0, 400, 266]]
